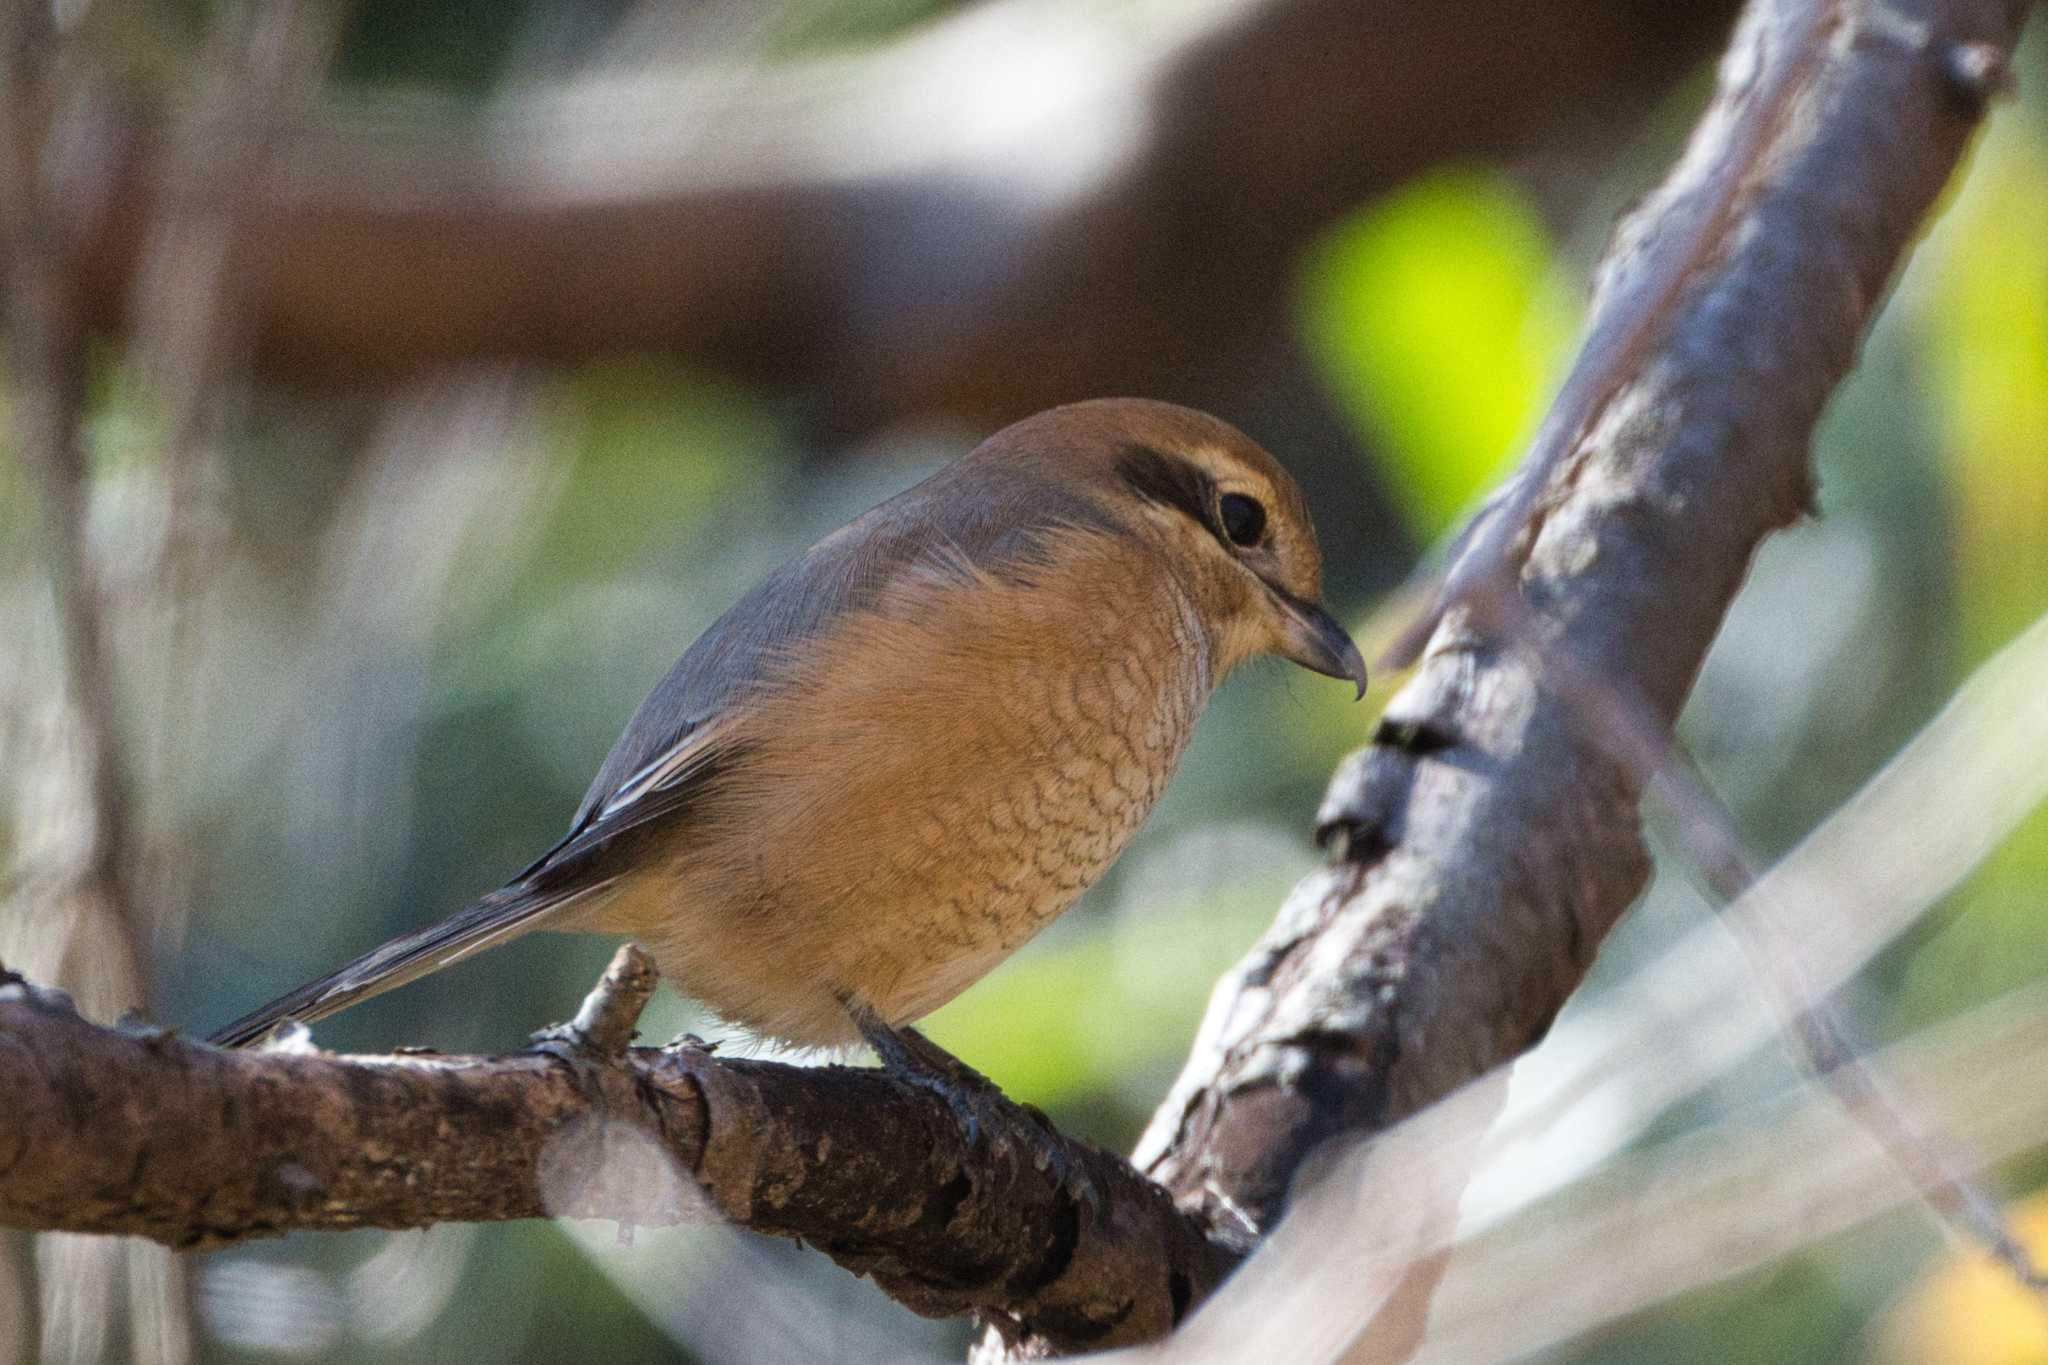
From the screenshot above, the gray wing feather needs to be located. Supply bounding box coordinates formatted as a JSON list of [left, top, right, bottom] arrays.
[[572, 460, 1112, 825], [207, 881, 606, 1047]]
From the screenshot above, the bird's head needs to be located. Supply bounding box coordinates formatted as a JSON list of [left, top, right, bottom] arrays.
[[979, 398, 1367, 697]]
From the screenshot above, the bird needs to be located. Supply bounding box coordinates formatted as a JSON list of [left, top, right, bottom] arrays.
[[210, 398, 1366, 1113]]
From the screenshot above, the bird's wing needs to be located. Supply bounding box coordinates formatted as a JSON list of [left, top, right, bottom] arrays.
[[208, 717, 740, 1049], [566, 457, 1115, 830], [205, 880, 601, 1048], [211, 457, 1110, 1050]]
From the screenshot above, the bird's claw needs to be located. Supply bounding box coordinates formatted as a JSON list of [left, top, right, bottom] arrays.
[[921, 1072, 1101, 1212], [1027, 1126, 1104, 1215], [528, 1018, 622, 1066], [856, 1015, 1103, 1212]]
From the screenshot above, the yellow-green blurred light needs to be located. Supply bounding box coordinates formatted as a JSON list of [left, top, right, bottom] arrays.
[[1298, 167, 1579, 540]]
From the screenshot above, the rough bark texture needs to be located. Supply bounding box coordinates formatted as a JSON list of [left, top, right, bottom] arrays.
[[1136, 0, 2032, 1249], [0, 0, 2033, 1357], [0, 957, 1232, 1353]]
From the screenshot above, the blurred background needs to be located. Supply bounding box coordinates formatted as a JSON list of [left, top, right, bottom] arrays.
[[2, 1, 2045, 1361]]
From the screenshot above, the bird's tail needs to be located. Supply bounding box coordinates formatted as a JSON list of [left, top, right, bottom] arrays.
[[208, 881, 609, 1048]]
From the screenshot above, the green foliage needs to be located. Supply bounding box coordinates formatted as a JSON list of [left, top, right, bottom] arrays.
[[765, 0, 955, 54], [1917, 107, 2048, 667], [1889, 99, 2048, 1031], [1298, 167, 1580, 539], [924, 864, 1296, 1119], [532, 363, 780, 582], [334, 0, 534, 94]]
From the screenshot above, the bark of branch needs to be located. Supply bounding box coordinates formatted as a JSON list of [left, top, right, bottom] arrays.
[[1132, 0, 2031, 1329], [0, 952, 1233, 1354]]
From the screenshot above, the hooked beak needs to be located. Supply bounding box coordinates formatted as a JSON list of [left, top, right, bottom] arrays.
[[1273, 593, 1368, 699]]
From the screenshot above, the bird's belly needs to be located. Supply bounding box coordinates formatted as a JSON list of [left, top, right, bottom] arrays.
[[637, 615, 1211, 1047], [852, 743, 1163, 1023], [843, 627, 1212, 1024]]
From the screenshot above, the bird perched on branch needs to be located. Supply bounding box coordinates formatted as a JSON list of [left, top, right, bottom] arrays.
[[211, 398, 1365, 1118]]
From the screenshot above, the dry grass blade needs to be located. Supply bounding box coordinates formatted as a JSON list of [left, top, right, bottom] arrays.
[[1422, 978, 2048, 1362], [1126, 603, 2048, 1363], [1507, 598, 2048, 1295], [1481, 607, 2048, 1232]]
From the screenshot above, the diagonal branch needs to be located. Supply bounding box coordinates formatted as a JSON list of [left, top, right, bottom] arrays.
[[1121, 0, 2034, 1351]]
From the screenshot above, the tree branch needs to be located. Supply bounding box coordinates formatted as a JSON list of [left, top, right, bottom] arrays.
[[1126, 0, 2033, 1337], [0, 950, 1234, 1355], [52, 0, 1735, 432]]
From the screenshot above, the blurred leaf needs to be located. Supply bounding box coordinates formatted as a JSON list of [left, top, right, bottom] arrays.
[[334, 0, 534, 94], [1297, 167, 1580, 538], [769, 0, 953, 53], [1916, 108, 2048, 665], [534, 362, 781, 584], [1894, 102, 2048, 1017]]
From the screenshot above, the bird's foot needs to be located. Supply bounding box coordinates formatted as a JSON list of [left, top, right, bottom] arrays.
[[854, 1013, 1101, 1212]]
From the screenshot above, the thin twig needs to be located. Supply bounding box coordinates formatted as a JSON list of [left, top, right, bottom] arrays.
[[0, 0, 143, 963], [545, 943, 660, 1060]]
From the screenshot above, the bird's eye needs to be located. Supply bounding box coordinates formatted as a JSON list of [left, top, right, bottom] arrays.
[[1219, 493, 1266, 547]]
